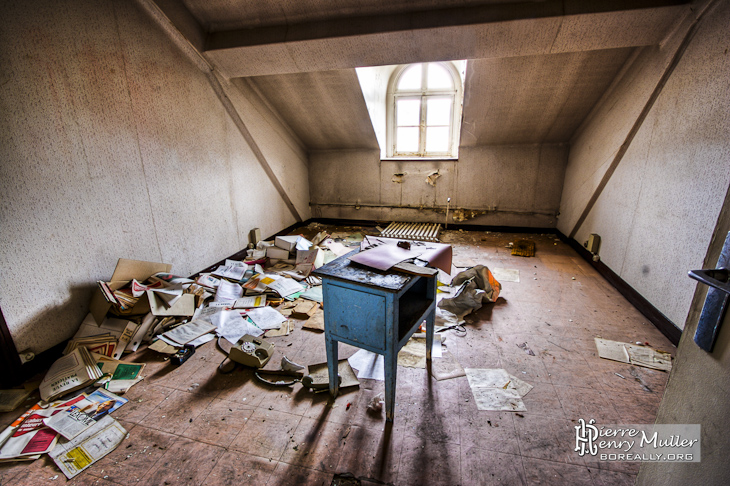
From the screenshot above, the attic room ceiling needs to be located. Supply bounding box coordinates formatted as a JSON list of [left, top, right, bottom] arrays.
[[158, 0, 691, 148]]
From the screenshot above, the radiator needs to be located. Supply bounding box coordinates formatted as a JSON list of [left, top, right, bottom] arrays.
[[379, 222, 441, 242]]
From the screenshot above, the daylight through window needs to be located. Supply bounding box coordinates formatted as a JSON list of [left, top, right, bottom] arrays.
[[388, 62, 463, 158]]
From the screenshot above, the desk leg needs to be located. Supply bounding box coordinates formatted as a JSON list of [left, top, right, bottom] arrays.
[[384, 349, 397, 422], [425, 310, 435, 362], [325, 336, 339, 398]]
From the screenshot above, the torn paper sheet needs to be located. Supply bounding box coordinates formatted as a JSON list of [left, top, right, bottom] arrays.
[[491, 268, 520, 283], [245, 306, 287, 330], [212, 310, 263, 343], [303, 309, 325, 331], [464, 368, 533, 412], [49, 416, 127, 479], [431, 352, 466, 381], [397, 335, 443, 368], [347, 349, 385, 381], [594, 338, 672, 371]]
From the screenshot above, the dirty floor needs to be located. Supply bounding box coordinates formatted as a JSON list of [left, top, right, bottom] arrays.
[[0, 228, 675, 486]]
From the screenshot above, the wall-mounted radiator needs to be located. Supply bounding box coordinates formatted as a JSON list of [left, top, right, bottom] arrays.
[[379, 222, 441, 242]]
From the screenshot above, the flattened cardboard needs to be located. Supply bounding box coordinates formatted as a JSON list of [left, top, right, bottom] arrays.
[[147, 292, 195, 317], [90, 259, 172, 325]]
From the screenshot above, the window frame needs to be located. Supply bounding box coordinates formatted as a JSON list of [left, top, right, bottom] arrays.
[[386, 62, 463, 159]]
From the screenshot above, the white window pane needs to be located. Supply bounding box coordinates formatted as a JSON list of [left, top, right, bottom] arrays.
[[396, 127, 419, 153], [427, 63, 453, 90], [396, 99, 421, 126], [426, 126, 449, 153], [397, 64, 422, 90], [426, 97, 452, 126]]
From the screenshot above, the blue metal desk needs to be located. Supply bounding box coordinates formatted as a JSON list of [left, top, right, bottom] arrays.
[[313, 250, 437, 421]]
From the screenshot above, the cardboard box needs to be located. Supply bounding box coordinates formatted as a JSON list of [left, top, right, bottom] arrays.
[[89, 259, 172, 325], [147, 291, 195, 317], [275, 235, 300, 251], [266, 246, 290, 260]]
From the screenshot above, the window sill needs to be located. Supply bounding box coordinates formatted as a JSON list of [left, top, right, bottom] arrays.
[[381, 157, 458, 162]]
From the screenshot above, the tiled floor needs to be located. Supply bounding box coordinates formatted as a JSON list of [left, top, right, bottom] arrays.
[[0, 228, 675, 486]]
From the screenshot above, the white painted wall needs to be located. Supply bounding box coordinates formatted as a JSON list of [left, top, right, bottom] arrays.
[[558, 1, 730, 328], [0, 0, 309, 354], [309, 143, 567, 227]]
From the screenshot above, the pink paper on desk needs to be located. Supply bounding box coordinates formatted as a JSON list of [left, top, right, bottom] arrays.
[[355, 236, 453, 273], [349, 244, 423, 271]]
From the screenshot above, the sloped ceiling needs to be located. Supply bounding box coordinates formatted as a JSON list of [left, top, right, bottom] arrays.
[[461, 48, 637, 145], [158, 0, 691, 150], [248, 70, 379, 150]]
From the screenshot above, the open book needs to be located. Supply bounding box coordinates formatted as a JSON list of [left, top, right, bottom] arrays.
[[39, 347, 104, 402]]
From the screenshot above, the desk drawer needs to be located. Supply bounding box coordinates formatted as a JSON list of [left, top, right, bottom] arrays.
[[325, 284, 386, 350]]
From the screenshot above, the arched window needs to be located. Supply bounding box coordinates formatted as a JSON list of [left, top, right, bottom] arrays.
[[387, 62, 463, 158]]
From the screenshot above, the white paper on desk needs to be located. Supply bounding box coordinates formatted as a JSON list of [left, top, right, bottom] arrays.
[[347, 349, 385, 381], [225, 259, 248, 268], [212, 265, 247, 281], [212, 310, 263, 343], [214, 279, 243, 303], [266, 278, 305, 297], [349, 244, 423, 271], [245, 306, 287, 330]]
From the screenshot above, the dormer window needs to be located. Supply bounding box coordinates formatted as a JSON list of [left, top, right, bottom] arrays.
[[387, 62, 463, 158]]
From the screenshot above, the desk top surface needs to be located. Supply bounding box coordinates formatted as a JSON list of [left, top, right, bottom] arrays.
[[313, 250, 415, 292]]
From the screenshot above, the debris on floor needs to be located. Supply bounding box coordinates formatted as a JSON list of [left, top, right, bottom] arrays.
[[0, 381, 39, 413], [511, 239, 536, 257], [396, 334, 442, 368], [464, 368, 533, 412], [437, 265, 501, 317], [595, 338, 672, 371], [517, 342, 536, 356], [431, 351, 466, 381], [50, 415, 126, 479], [490, 267, 520, 283]]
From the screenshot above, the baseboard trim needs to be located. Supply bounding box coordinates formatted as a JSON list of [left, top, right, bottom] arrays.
[[556, 231, 681, 346]]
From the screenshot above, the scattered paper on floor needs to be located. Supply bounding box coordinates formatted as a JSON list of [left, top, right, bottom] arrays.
[[464, 368, 533, 412], [491, 268, 520, 283], [397, 335, 442, 368], [49, 416, 127, 479], [266, 320, 294, 337], [595, 338, 672, 371], [432, 351, 466, 381], [347, 349, 385, 381], [303, 309, 325, 331]]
